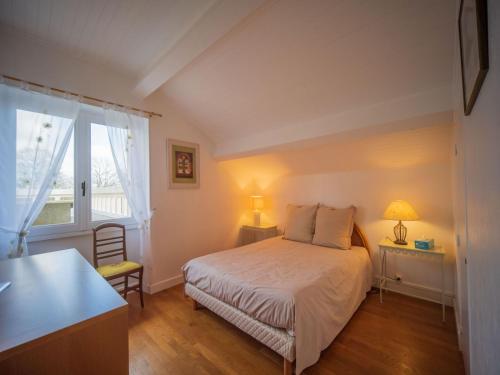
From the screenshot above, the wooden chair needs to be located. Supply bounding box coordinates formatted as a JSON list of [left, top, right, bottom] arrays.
[[92, 223, 144, 308]]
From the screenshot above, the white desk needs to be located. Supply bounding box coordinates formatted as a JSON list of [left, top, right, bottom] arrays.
[[378, 239, 446, 322]]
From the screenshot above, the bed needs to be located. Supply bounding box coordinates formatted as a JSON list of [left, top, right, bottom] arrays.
[[182, 224, 372, 375]]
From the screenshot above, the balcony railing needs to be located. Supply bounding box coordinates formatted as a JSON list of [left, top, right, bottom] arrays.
[[92, 191, 131, 219], [30, 188, 130, 226]]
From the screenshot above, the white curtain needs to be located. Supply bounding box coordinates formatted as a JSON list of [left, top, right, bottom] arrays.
[[104, 108, 152, 271], [0, 83, 80, 259]]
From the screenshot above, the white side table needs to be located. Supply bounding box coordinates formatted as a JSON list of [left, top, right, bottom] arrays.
[[241, 225, 278, 245], [378, 239, 446, 322]]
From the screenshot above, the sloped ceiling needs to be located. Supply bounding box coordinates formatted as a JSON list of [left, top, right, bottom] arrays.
[[0, 0, 457, 158], [0, 0, 217, 77], [160, 0, 457, 157]]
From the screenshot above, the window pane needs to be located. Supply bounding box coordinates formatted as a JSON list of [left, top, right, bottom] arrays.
[[91, 123, 130, 221], [15, 110, 75, 226]]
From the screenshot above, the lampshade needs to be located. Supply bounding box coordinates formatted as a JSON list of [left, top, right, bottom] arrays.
[[383, 200, 419, 221], [250, 195, 264, 211]]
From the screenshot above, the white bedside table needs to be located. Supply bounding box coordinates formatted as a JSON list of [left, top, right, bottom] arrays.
[[241, 225, 278, 245], [378, 238, 446, 322]]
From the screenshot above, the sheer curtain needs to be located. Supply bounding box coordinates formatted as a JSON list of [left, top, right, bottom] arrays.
[[104, 108, 152, 274], [0, 83, 80, 259]]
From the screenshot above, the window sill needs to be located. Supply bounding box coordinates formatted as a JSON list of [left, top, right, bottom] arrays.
[[27, 223, 140, 243]]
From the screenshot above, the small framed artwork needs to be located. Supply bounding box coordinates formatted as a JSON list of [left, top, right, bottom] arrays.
[[167, 139, 200, 189], [458, 0, 489, 115]]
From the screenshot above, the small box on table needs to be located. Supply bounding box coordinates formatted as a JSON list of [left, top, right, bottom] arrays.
[[414, 239, 434, 250]]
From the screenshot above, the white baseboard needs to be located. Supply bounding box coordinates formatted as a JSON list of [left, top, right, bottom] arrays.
[[373, 277, 454, 306], [147, 274, 184, 294]]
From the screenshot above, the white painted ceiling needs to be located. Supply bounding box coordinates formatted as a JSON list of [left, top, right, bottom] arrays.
[[0, 0, 457, 157], [0, 0, 216, 77], [161, 0, 457, 156]]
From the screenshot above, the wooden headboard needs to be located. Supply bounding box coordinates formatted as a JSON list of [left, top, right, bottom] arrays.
[[351, 223, 370, 252]]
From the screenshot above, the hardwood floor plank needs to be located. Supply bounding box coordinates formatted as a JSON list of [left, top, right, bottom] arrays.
[[127, 286, 464, 374]]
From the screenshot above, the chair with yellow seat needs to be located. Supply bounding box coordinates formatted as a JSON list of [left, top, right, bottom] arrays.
[[93, 223, 144, 307]]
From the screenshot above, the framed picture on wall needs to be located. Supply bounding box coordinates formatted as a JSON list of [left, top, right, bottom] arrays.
[[167, 139, 200, 189], [458, 0, 489, 115]]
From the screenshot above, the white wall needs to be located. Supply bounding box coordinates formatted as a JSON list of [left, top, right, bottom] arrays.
[[452, 0, 500, 374], [221, 124, 456, 304], [451, 118, 469, 362], [144, 92, 243, 292]]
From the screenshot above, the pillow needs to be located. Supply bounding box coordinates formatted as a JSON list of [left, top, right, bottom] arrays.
[[283, 204, 318, 243], [312, 206, 356, 250]]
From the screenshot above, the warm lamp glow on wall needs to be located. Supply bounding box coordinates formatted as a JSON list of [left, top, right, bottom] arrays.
[[383, 200, 419, 245], [250, 195, 264, 226]]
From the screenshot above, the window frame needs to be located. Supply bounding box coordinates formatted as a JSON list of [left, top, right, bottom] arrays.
[[27, 107, 136, 242]]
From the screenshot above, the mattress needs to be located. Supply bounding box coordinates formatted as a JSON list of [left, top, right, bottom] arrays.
[[185, 282, 295, 361], [183, 236, 372, 374]]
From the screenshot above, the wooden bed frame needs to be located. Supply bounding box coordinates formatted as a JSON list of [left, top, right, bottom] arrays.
[[189, 224, 370, 375]]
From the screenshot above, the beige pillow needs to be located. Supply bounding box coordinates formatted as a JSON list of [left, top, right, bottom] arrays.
[[312, 206, 356, 250], [283, 204, 318, 243]]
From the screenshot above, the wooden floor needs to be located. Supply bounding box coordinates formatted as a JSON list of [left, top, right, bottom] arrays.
[[127, 286, 464, 374]]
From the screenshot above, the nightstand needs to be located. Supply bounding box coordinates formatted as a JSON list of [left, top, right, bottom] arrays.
[[241, 225, 278, 245], [378, 238, 446, 322]]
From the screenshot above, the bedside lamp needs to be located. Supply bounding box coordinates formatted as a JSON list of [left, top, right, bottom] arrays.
[[250, 195, 264, 226], [383, 200, 419, 245]]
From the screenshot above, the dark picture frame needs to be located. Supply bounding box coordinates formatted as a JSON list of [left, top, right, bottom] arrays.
[[167, 139, 200, 189], [458, 0, 489, 115]]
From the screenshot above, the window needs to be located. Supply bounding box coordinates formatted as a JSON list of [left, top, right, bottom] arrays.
[[90, 123, 130, 221], [24, 107, 135, 240], [16, 110, 75, 226]]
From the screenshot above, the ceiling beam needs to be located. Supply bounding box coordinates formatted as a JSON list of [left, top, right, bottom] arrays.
[[134, 0, 267, 98], [213, 86, 453, 159]]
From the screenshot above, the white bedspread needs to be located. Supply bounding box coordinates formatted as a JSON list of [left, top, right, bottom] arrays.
[[182, 236, 372, 374]]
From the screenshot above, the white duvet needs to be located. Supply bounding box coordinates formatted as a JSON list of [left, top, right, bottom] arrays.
[[182, 236, 372, 374]]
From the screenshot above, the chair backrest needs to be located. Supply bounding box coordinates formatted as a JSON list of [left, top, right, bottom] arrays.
[[92, 223, 127, 268]]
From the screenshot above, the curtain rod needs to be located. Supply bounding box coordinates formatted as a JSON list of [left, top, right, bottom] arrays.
[[1, 74, 162, 118]]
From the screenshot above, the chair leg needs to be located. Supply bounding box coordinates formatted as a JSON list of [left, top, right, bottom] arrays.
[[123, 275, 128, 301], [139, 268, 144, 308]]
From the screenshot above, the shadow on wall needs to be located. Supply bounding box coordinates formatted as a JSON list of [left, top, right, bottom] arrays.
[[219, 123, 453, 227]]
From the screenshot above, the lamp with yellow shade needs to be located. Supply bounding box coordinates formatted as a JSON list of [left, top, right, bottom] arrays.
[[383, 200, 419, 245], [250, 195, 264, 226]]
